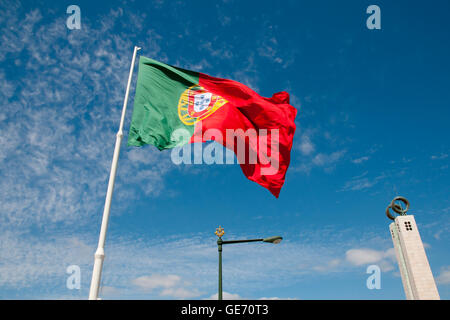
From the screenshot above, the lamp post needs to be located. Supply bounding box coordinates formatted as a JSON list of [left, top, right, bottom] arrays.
[[214, 226, 283, 300]]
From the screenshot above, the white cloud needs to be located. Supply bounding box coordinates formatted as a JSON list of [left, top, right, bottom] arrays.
[[132, 274, 181, 291], [298, 134, 315, 156], [340, 178, 375, 191], [200, 41, 233, 60], [206, 291, 243, 300], [352, 156, 370, 164], [312, 150, 346, 167], [346, 249, 384, 265], [345, 248, 396, 272], [0, 230, 93, 289], [205, 292, 298, 300], [339, 173, 385, 192], [131, 274, 202, 299], [293, 137, 346, 174], [177, 58, 211, 72], [259, 296, 298, 300], [231, 54, 259, 92], [431, 153, 448, 160], [161, 287, 202, 299], [99, 286, 121, 297], [312, 259, 341, 272], [436, 267, 450, 285], [255, 22, 296, 69]]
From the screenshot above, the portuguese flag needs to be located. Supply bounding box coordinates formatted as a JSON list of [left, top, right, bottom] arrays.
[[128, 56, 297, 197]]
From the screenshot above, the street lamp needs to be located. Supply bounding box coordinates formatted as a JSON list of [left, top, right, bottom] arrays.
[[214, 226, 283, 300]]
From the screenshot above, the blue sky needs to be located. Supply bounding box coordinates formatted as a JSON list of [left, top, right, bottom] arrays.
[[0, 0, 449, 299]]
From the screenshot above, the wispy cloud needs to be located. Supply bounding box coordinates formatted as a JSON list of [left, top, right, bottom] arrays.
[[0, 3, 174, 231], [339, 172, 385, 192], [298, 134, 315, 156], [256, 21, 296, 69], [431, 153, 448, 160], [436, 266, 450, 285], [351, 156, 370, 164], [312, 150, 346, 167], [132, 274, 181, 291], [199, 40, 233, 60], [0, 222, 396, 299], [132, 274, 202, 299], [293, 149, 346, 174], [205, 292, 243, 300], [312, 259, 342, 272]]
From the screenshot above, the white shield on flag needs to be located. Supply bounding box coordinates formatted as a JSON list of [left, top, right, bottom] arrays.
[[193, 92, 212, 112]]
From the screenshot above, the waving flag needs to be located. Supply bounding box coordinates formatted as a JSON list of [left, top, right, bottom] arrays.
[[128, 56, 297, 197]]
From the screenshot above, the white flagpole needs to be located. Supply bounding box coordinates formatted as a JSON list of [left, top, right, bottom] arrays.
[[88, 45, 141, 300]]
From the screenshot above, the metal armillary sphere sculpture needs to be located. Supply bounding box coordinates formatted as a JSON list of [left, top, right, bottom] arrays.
[[386, 196, 410, 221]]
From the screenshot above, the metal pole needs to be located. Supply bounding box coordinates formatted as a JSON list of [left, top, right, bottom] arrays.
[[88, 45, 141, 300], [221, 239, 264, 244], [218, 237, 223, 300]]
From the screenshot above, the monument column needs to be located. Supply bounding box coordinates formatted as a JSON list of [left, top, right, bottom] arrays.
[[387, 196, 440, 300]]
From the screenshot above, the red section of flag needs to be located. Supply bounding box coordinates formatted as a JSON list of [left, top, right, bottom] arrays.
[[190, 73, 297, 198]]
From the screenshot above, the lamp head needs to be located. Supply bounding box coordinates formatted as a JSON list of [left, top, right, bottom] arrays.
[[263, 236, 283, 244]]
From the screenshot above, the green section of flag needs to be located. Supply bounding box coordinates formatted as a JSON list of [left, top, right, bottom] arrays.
[[127, 56, 199, 150]]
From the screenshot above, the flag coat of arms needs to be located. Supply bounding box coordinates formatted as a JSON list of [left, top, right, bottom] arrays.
[[128, 56, 297, 197]]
